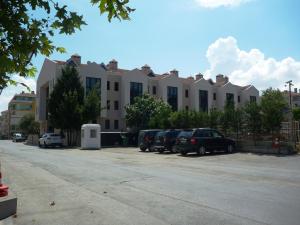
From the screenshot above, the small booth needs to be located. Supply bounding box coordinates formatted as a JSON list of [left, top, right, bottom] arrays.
[[81, 124, 101, 150]]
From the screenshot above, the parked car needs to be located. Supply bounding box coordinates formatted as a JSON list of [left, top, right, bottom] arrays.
[[12, 133, 26, 142], [174, 128, 235, 156], [138, 130, 162, 151], [39, 133, 63, 148], [153, 130, 182, 153]]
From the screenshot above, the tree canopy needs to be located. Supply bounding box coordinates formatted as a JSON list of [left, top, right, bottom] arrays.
[[0, 0, 134, 92], [260, 88, 287, 134], [18, 113, 39, 135], [125, 94, 171, 131]]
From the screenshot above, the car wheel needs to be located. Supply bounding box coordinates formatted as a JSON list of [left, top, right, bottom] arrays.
[[198, 146, 206, 156], [158, 148, 164, 153], [180, 151, 187, 156], [227, 144, 234, 153]]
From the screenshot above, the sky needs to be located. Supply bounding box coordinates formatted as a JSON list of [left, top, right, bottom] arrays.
[[1, 0, 300, 112]]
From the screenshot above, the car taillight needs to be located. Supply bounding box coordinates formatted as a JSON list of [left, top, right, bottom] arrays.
[[190, 138, 197, 145]]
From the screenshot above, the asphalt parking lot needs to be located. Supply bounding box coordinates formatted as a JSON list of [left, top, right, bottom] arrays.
[[1, 140, 300, 225]]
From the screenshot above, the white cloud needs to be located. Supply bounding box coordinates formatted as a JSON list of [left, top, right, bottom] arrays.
[[0, 76, 36, 112], [204, 36, 300, 91], [195, 0, 251, 8]]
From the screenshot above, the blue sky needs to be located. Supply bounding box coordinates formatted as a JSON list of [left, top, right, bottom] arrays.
[[1, 0, 300, 112]]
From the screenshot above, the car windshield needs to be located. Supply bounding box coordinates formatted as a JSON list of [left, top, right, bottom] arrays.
[[178, 130, 193, 138]]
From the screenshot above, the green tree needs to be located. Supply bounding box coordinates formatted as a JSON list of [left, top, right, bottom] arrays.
[[293, 107, 300, 121], [0, 0, 134, 92], [209, 108, 222, 129], [260, 88, 287, 135], [148, 101, 172, 129], [125, 94, 171, 131], [48, 66, 84, 146], [220, 100, 235, 135], [82, 88, 101, 124], [244, 101, 262, 143], [169, 110, 192, 129], [18, 114, 39, 135], [231, 107, 244, 140]]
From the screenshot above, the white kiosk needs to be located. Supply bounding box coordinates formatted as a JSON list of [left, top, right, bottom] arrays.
[[81, 124, 101, 150]]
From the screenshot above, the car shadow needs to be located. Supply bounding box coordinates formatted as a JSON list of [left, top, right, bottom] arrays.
[[178, 151, 236, 158]]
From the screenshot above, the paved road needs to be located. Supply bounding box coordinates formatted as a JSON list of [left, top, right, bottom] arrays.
[[0, 140, 300, 225]]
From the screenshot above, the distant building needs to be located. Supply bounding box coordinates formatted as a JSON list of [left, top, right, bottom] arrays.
[[283, 88, 300, 108], [0, 110, 9, 139], [8, 91, 36, 135], [36, 54, 259, 133]]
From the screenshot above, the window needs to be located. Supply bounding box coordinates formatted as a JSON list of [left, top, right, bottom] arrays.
[[86, 77, 101, 95], [105, 120, 110, 129], [211, 130, 223, 138], [238, 96, 241, 103], [226, 93, 234, 105], [250, 96, 257, 103], [152, 86, 157, 95], [213, 93, 216, 100], [90, 129, 97, 138], [114, 82, 119, 91], [130, 82, 143, 104], [107, 100, 110, 110], [114, 120, 119, 129], [11, 104, 32, 111], [199, 90, 208, 113], [114, 101, 119, 110], [185, 106, 189, 111], [185, 89, 189, 98], [167, 86, 178, 111], [107, 81, 110, 90]]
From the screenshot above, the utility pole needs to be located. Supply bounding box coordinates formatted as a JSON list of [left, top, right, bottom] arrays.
[[285, 80, 294, 144], [286, 80, 293, 108]]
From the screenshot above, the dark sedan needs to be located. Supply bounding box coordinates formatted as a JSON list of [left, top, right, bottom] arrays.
[[174, 128, 235, 156], [153, 130, 182, 153]]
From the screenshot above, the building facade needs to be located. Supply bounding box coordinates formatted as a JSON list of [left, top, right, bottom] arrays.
[[283, 88, 300, 108], [8, 91, 36, 135], [36, 54, 259, 133], [0, 110, 9, 139]]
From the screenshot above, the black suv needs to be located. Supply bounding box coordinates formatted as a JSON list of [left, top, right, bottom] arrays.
[[153, 130, 181, 153], [174, 128, 235, 156], [138, 130, 162, 151]]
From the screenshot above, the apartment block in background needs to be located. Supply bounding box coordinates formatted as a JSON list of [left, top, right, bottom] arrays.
[[0, 110, 9, 139], [36, 54, 259, 133], [8, 91, 36, 135]]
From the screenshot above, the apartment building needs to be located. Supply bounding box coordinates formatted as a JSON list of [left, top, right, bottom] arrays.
[[283, 88, 300, 108], [8, 91, 36, 135], [36, 54, 259, 133], [0, 110, 9, 139]]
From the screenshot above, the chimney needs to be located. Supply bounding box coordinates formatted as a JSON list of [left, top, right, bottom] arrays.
[[141, 64, 151, 75], [294, 88, 298, 93], [108, 59, 118, 71], [216, 74, 225, 84], [195, 73, 203, 80], [170, 69, 179, 77], [71, 54, 81, 65]]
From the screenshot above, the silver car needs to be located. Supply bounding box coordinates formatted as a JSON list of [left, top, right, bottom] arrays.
[[39, 133, 63, 148]]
